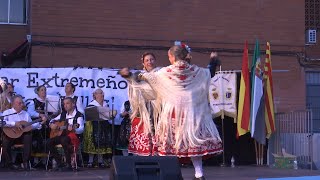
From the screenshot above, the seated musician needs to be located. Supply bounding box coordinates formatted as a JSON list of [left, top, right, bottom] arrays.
[[27, 85, 50, 166], [2, 95, 43, 170], [59, 82, 84, 114], [47, 97, 84, 171]]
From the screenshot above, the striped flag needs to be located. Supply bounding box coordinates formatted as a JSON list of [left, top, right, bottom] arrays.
[[250, 39, 266, 145], [237, 41, 251, 137], [264, 42, 276, 138]]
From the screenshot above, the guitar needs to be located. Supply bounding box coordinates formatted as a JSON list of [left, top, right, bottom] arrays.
[[49, 120, 79, 138], [3, 118, 45, 139]]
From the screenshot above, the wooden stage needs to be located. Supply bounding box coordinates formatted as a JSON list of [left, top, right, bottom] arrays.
[[0, 165, 319, 180]]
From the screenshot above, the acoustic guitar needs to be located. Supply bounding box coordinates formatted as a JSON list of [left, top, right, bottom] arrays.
[[3, 118, 45, 139], [49, 120, 79, 138]]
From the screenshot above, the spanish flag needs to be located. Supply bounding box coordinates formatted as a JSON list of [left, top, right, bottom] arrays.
[[237, 41, 251, 137], [264, 42, 276, 138]]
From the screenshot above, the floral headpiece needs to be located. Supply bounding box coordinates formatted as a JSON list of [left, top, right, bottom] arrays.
[[174, 41, 191, 53]]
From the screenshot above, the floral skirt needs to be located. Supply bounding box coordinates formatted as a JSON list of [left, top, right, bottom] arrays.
[[128, 117, 157, 156]]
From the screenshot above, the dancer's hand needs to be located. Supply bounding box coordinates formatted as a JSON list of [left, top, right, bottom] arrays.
[[210, 52, 218, 59], [119, 68, 131, 77]]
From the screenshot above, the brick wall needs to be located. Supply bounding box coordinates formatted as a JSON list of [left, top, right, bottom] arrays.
[[0, 25, 28, 53], [0, 0, 309, 111]]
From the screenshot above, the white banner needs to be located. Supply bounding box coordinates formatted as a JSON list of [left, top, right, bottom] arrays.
[[209, 72, 237, 120], [0, 68, 128, 124]]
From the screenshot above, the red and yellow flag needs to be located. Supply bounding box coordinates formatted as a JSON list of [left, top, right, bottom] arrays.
[[264, 42, 276, 137], [237, 41, 251, 137]]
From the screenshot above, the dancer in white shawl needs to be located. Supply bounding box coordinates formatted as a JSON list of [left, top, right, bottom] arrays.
[[120, 44, 222, 180], [122, 52, 160, 156]]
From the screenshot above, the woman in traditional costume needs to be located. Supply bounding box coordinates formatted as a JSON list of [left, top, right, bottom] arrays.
[[120, 44, 222, 180], [124, 52, 160, 156], [83, 88, 112, 168]]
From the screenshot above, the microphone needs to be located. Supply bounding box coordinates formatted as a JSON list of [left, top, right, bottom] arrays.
[[57, 92, 61, 97]]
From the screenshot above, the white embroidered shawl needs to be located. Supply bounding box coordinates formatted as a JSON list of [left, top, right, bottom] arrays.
[[127, 67, 161, 134], [142, 60, 221, 149]]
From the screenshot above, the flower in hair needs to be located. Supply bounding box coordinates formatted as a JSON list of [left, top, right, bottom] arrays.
[[174, 41, 191, 53]]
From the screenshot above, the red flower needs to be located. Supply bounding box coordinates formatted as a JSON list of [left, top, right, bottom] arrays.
[[178, 65, 187, 70], [167, 68, 172, 72], [179, 75, 187, 80]]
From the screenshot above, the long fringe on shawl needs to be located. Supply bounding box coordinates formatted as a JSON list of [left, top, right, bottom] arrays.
[[127, 77, 159, 135], [142, 61, 222, 152]]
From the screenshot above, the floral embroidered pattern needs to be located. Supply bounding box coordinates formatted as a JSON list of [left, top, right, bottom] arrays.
[[128, 117, 157, 156], [164, 60, 199, 85]]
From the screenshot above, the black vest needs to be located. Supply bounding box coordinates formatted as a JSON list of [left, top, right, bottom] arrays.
[[33, 98, 45, 113], [60, 110, 83, 126]]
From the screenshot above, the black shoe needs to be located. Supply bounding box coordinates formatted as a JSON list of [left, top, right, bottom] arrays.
[[23, 162, 30, 171], [61, 164, 73, 172], [194, 176, 206, 180], [51, 163, 64, 172], [87, 163, 93, 168], [99, 163, 105, 168], [8, 164, 20, 170]]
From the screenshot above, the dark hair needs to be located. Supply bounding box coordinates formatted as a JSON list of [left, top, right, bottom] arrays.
[[169, 45, 192, 63], [141, 52, 156, 63], [66, 82, 76, 92], [34, 85, 46, 94], [7, 83, 14, 89], [63, 97, 75, 104]]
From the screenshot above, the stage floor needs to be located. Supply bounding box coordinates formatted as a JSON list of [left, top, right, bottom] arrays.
[[0, 166, 319, 180]]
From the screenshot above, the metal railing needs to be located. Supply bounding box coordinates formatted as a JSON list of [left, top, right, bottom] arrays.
[[272, 110, 314, 169]]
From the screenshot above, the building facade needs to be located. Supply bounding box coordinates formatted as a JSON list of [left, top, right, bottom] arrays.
[[1, 0, 320, 130]]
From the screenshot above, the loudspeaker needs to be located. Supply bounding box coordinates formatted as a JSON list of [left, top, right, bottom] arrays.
[[110, 156, 183, 180]]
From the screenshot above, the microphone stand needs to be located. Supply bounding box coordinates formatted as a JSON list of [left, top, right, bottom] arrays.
[[0, 112, 18, 164], [111, 97, 115, 156]]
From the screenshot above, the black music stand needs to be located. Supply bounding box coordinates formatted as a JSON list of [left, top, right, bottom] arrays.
[[84, 106, 104, 122], [44, 97, 60, 153], [84, 106, 105, 164]]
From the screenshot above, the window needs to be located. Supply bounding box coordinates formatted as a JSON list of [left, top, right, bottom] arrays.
[[0, 0, 27, 25], [305, 0, 320, 30], [306, 71, 320, 132]]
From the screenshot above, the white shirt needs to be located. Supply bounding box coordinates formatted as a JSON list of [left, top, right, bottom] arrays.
[[51, 109, 84, 134], [3, 108, 41, 129]]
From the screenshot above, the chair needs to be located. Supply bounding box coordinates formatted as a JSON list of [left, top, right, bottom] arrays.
[[12, 144, 32, 170], [45, 144, 84, 171], [31, 151, 49, 168], [71, 145, 85, 170]]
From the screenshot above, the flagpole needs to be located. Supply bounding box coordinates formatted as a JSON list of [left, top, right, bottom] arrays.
[[219, 65, 227, 167]]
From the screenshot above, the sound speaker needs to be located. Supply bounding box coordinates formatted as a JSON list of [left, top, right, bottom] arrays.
[[110, 155, 183, 180]]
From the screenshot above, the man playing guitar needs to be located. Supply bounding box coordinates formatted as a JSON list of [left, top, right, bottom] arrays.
[[2, 95, 44, 170], [47, 97, 84, 171]]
